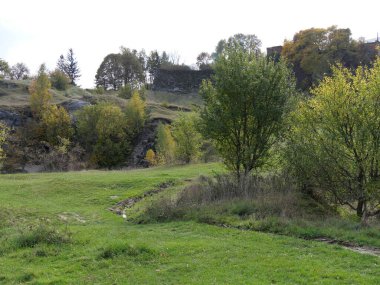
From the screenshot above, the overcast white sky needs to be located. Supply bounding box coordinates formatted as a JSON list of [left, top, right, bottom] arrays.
[[1, 0, 379, 88]]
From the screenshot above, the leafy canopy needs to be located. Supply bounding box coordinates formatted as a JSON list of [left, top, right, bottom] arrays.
[[286, 60, 380, 219], [200, 47, 295, 178]]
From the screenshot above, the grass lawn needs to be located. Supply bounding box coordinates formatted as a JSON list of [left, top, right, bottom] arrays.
[[0, 163, 379, 284]]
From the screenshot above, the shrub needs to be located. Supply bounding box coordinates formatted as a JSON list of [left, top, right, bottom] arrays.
[[125, 91, 146, 137], [50, 69, 70, 90], [172, 112, 202, 164], [15, 224, 71, 248], [77, 104, 130, 168], [140, 173, 312, 223], [118, 84, 133, 99], [41, 105, 73, 146], [99, 243, 156, 260], [155, 122, 176, 165], [286, 61, 380, 220], [145, 149, 157, 166]]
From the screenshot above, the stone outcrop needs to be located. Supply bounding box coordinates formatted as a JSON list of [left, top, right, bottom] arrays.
[[0, 108, 25, 128], [127, 118, 171, 167], [152, 69, 213, 93]]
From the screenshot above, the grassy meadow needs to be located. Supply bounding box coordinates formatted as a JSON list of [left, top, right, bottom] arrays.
[[0, 163, 379, 284]]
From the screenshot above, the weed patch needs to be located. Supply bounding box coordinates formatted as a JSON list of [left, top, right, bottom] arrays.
[[99, 243, 156, 261], [14, 223, 71, 248]]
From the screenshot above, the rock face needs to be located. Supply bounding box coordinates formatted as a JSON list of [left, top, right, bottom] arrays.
[[60, 100, 90, 113], [0, 108, 27, 128], [0, 100, 91, 128], [153, 69, 213, 93], [128, 118, 171, 167]]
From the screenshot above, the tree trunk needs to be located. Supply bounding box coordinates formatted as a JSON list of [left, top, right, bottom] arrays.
[[356, 198, 365, 218]]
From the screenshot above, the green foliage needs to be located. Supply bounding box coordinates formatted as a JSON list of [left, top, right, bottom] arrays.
[[145, 149, 157, 166], [95, 48, 145, 90], [41, 105, 73, 145], [196, 52, 212, 70], [15, 223, 71, 248], [29, 64, 52, 117], [50, 69, 70, 90], [77, 103, 130, 167], [200, 47, 296, 179], [118, 84, 133, 99], [0, 59, 10, 78], [10, 62, 29, 80], [125, 91, 146, 137], [172, 112, 202, 163], [28, 65, 72, 146], [282, 26, 373, 90], [99, 243, 156, 260], [57, 48, 81, 85], [213, 33, 262, 59], [156, 122, 176, 164], [286, 60, 380, 219]]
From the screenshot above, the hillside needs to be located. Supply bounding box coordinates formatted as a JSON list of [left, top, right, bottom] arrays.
[[0, 79, 201, 123], [0, 163, 379, 284]]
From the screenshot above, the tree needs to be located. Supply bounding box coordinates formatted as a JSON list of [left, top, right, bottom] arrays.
[[120, 47, 145, 87], [95, 53, 123, 90], [282, 26, 359, 90], [50, 69, 70, 90], [10, 63, 30, 80], [156, 122, 176, 165], [0, 59, 10, 79], [29, 64, 72, 146], [212, 34, 262, 59], [41, 105, 73, 145], [286, 61, 380, 221], [57, 48, 81, 85], [77, 104, 130, 167], [147, 50, 161, 83], [196, 52, 212, 70], [200, 47, 295, 179], [172, 113, 202, 163], [125, 91, 146, 137], [29, 64, 52, 117], [160, 51, 171, 68], [95, 49, 144, 90]]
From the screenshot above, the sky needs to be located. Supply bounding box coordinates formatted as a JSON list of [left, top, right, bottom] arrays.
[[1, 0, 379, 88]]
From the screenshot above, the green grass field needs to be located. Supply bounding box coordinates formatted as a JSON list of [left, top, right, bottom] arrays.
[[0, 163, 379, 284]]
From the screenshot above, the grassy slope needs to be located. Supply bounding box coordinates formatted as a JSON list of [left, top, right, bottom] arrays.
[[0, 79, 202, 121], [0, 163, 379, 284]]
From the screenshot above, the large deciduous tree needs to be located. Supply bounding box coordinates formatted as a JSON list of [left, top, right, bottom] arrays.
[[281, 26, 371, 91], [95, 48, 144, 90], [200, 46, 295, 179], [10, 63, 30, 80], [212, 34, 262, 60], [196, 52, 212, 70], [286, 60, 380, 221]]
